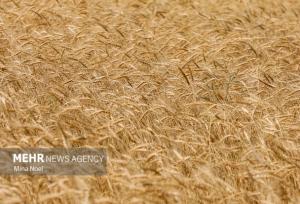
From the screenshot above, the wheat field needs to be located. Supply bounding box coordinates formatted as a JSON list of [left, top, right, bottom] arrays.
[[0, 0, 300, 203]]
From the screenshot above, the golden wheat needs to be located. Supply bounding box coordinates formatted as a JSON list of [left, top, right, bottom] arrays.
[[0, 0, 299, 203]]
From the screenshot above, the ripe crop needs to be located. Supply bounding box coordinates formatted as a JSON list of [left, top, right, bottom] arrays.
[[0, 0, 299, 203]]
